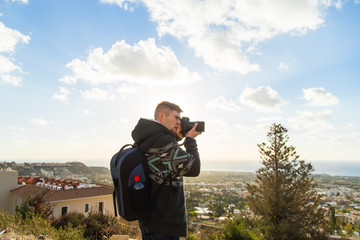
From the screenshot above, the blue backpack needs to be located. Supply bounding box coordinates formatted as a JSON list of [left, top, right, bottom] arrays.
[[110, 133, 163, 221]]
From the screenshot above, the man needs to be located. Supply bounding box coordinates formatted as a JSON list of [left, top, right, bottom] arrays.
[[131, 101, 201, 240]]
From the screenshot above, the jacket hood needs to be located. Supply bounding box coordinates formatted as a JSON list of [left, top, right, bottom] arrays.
[[131, 118, 171, 144]]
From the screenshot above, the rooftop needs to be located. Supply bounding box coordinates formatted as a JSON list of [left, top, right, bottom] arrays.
[[10, 184, 114, 202]]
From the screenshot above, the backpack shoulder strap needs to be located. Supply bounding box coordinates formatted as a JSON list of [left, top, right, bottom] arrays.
[[137, 132, 165, 153]]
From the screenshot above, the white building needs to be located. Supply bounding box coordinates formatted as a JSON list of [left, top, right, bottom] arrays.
[[0, 168, 18, 213], [0, 168, 114, 218]]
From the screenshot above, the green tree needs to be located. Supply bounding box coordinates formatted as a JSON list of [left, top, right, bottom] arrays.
[[210, 197, 226, 218], [218, 217, 262, 240], [329, 207, 339, 234], [16, 193, 53, 219], [344, 223, 354, 237], [246, 123, 329, 240]]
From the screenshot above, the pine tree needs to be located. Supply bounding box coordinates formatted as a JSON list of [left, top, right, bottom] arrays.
[[246, 123, 329, 240]]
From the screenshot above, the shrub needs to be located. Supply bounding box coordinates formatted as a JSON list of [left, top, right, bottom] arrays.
[[83, 211, 122, 240], [0, 207, 16, 229], [16, 195, 53, 219], [1, 206, 84, 239], [52, 212, 86, 229], [218, 217, 262, 240]]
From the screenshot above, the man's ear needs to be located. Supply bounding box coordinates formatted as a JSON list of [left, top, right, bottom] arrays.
[[158, 112, 164, 123]]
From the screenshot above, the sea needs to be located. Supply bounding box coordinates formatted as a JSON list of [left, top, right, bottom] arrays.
[[201, 160, 360, 177]]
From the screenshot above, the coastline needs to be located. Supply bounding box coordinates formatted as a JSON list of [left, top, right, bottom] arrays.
[[4, 159, 360, 177], [201, 160, 360, 177]]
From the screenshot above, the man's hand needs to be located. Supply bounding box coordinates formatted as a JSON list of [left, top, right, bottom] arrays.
[[186, 122, 202, 138]]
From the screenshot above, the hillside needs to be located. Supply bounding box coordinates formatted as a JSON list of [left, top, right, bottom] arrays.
[[2, 160, 358, 189], [0, 161, 112, 185]]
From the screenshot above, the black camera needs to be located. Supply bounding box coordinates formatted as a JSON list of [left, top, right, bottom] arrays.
[[180, 117, 205, 135]]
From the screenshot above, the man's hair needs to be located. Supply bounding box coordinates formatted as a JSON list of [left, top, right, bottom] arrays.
[[154, 101, 183, 120]]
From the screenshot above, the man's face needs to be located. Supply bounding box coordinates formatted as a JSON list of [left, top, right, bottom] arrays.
[[160, 110, 181, 135]]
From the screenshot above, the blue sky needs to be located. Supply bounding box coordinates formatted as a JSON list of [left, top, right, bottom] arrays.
[[1, 0, 359, 171]]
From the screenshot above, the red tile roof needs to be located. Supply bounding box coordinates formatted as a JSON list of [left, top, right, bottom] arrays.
[[10, 184, 114, 202]]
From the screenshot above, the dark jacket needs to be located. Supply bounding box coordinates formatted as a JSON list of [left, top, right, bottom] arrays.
[[131, 118, 200, 237]]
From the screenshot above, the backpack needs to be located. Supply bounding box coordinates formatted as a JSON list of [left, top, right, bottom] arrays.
[[110, 132, 163, 221]]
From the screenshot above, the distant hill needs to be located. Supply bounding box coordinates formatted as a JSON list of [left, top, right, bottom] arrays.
[[4, 161, 354, 187], [89, 166, 111, 175], [0, 161, 112, 185]]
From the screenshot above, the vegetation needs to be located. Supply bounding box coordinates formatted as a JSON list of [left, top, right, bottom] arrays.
[[4, 124, 360, 239], [246, 123, 329, 240], [218, 217, 263, 240], [16, 194, 53, 219], [1, 194, 141, 239], [52, 212, 85, 229], [1, 207, 84, 240]]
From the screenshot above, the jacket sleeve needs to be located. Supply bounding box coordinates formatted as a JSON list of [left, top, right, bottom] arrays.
[[147, 134, 200, 177], [182, 137, 201, 176], [171, 137, 200, 177]]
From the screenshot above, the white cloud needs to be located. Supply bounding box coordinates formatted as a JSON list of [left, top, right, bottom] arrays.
[[235, 116, 284, 132], [59, 75, 76, 85], [235, 123, 272, 132], [117, 83, 137, 97], [119, 118, 129, 124], [0, 55, 21, 72], [206, 118, 231, 139], [31, 118, 49, 126], [278, 62, 289, 70], [64, 38, 200, 86], [80, 88, 114, 100], [335, 0, 343, 9], [100, 0, 136, 9], [102, 1, 346, 74], [110, 118, 129, 124], [188, 32, 260, 74], [257, 116, 284, 123], [100, 0, 137, 11], [83, 109, 93, 115], [0, 73, 22, 86], [0, 21, 30, 86], [0, 55, 22, 86], [10, 126, 25, 131], [303, 87, 339, 106], [6, 0, 29, 3], [9, 126, 25, 136], [100, 1, 348, 75], [288, 109, 334, 137], [321, 0, 344, 9], [53, 87, 70, 102], [239, 86, 286, 112], [208, 118, 230, 127], [206, 96, 241, 112], [0, 21, 30, 53], [114, 0, 336, 74]]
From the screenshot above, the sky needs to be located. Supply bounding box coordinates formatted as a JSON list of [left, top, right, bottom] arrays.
[[1, 0, 360, 172]]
